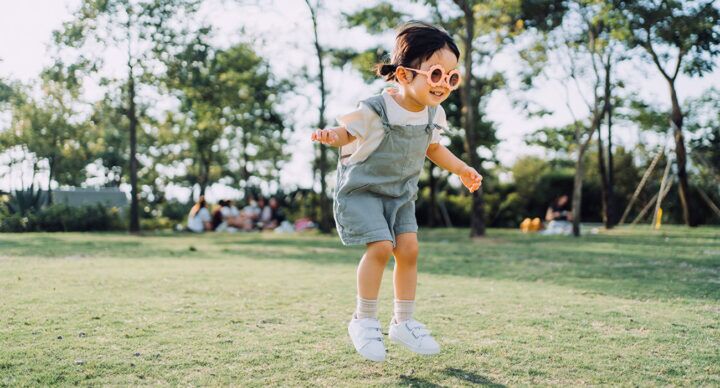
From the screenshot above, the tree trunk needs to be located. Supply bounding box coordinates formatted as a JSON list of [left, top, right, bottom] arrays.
[[572, 114, 600, 237], [603, 59, 616, 227], [597, 123, 610, 228], [318, 145, 330, 233], [460, 2, 485, 237], [668, 83, 694, 226], [427, 163, 437, 227], [306, 0, 331, 234], [241, 128, 250, 183], [200, 182, 207, 196], [572, 150, 585, 237], [128, 68, 140, 234], [598, 55, 617, 229], [199, 154, 209, 197], [47, 157, 55, 205]]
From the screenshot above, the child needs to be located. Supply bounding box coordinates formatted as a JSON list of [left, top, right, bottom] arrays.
[[311, 21, 482, 362]]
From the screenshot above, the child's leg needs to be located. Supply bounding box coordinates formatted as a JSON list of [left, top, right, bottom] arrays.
[[356, 240, 394, 299], [354, 240, 393, 320], [392, 233, 419, 322]]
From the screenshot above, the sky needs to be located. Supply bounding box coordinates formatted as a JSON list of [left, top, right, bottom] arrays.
[[1, 0, 719, 202]]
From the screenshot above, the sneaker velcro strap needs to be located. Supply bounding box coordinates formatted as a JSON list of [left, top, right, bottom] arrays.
[[410, 327, 431, 338], [363, 332, 383, 341]]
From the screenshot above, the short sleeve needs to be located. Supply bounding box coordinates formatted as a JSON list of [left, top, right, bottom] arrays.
[[336, 104, 378, 140], [199, 208, 212, 222], [431, 106, 449, 144]]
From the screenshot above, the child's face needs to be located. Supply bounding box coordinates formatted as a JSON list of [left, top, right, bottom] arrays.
[[400, 47, 459, 107]]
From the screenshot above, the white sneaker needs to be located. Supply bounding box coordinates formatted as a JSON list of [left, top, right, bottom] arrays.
[[388, 318, 440, 355], [348, 316, 386, 362]]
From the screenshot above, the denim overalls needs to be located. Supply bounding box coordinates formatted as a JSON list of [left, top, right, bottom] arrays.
[[333, 94, 439, 247]]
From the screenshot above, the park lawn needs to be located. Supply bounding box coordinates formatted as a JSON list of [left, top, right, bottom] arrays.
[[0, 226, 718, 386]]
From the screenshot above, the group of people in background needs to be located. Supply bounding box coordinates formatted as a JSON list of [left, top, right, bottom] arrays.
[[186, 195, 285, 233]]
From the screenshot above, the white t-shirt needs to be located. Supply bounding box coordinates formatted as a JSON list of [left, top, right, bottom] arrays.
[[221, 205, 240, 218], [187, 207, 211, 232], [336, 90, 447, 166]]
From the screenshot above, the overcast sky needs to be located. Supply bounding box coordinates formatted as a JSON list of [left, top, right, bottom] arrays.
[[1, 0, 719, 202]]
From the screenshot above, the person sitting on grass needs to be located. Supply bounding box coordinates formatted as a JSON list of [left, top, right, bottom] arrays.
[[240, 195, 262, 231], [259, 196, 285, 230], [187, 196, 212, 233], [542, 194, 573, 235], [214, 199, 246, 232]]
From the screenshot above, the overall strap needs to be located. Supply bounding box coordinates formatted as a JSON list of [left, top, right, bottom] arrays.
[[426, 105, 439, 134], [360, 95, 391, 130]]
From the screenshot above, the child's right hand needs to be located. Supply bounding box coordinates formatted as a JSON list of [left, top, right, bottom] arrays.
[[311, 128, 339, 145]]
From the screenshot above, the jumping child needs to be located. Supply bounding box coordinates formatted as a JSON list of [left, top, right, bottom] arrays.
[[311, 21, 482, 362]]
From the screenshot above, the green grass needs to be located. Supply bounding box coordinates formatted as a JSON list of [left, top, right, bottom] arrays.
[[1, 226, 718, 386]]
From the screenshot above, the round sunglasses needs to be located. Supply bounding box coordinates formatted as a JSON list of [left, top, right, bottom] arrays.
[[399, 64, 462, 90]]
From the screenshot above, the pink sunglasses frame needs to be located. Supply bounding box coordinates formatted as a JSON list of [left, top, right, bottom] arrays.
[[399, 64, 462, 90]]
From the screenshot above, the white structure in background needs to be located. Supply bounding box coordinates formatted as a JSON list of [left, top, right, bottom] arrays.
[[50, 188, 128, 208]]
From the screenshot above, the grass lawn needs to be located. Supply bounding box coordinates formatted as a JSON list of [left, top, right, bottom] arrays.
[[1, 226, 718, 386]]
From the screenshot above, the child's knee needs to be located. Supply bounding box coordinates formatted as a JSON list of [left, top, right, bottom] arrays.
[[367, 240, 394, 262], [396, 243, 418, 262]]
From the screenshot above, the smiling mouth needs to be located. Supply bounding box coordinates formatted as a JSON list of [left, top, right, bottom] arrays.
[[430, 91, 444, 97]]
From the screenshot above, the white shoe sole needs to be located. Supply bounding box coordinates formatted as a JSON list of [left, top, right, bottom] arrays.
[[389, 335, 440, 355], [348, 327, 386, 362]]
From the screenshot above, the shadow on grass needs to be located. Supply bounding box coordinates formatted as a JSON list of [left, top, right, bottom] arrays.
[[443, 368, 506, 387], [398, 375, 442, 388]]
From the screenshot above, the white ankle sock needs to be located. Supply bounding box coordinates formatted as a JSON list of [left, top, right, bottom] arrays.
[[355, 296, 378, 319], [394, 299, 415, 322]]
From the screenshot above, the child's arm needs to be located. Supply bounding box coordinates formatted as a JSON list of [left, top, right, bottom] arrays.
[[426, 143, 483, 193], [311, 126, 356, 148]]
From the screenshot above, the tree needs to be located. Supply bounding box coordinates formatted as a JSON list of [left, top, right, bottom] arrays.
[[618, 0, 720, 226], [159, 26, 288, 198], [686, 88, 720, 223], [53, 0, 201, 233], [420, 0, 566, 237], [4, 61, 91, 202], [519, 0, 616, 236]]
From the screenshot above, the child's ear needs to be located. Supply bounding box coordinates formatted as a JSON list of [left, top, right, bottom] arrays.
[[396, 67, 414, 84]]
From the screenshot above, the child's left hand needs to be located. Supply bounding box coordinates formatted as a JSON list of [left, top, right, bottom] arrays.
[[459, 165, 483, 193]]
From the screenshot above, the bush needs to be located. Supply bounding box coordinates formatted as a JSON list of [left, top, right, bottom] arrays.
[[0, 213, 32, 232], [161, 200, 191, 222], [141, 216, 176, 231], [0, 203, 126, 232]]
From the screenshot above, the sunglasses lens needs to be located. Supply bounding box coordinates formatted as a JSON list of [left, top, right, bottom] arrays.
[[430, 68, 443, 83], [449, 73, 460, 87]]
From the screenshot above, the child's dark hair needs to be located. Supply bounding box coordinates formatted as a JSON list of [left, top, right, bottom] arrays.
[[375, 21, 460, 82]]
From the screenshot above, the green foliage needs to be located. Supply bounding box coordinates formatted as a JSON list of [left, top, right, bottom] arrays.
[[160, 200, 191, 222], [624, 96, 669, 133], [0, 203, 125, 232], [343, 3, 408, 34], [327, 47, 389, 82], [6, 188, 44, 216], [159, 27, 288, 193], [0, 77, 18, 106], [619, 0, 720, 78], [525, 123, 577, 156], [4, 64, 92, 189]]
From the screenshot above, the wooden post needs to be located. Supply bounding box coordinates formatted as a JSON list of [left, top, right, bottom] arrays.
[[619, 144, 665, 225], [631, 179, 673, 225], [698, 188, 720, 219], [651, 156, 673, 228]]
